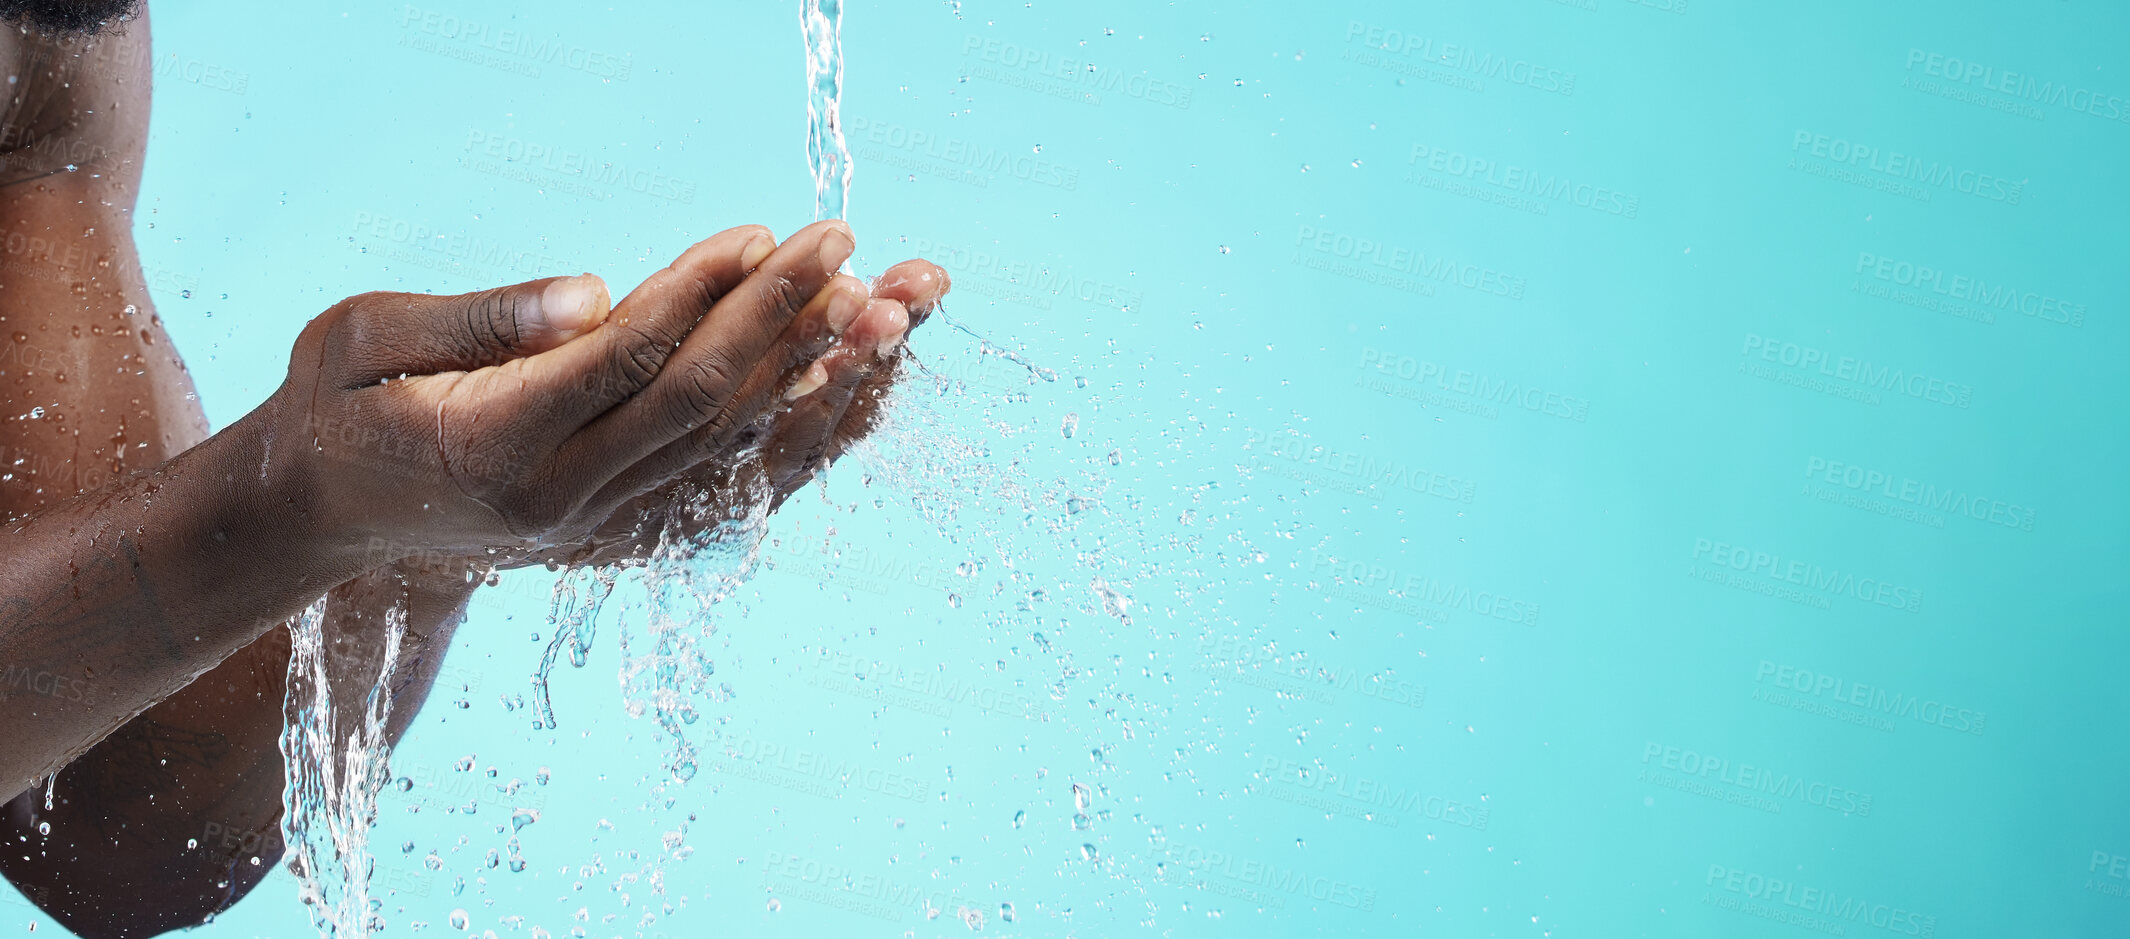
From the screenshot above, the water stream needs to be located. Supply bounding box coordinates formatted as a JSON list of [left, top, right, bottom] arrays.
[[280, 4, 1158, 933], [802, 0, 850, 223], [279, 594, 411, 937]]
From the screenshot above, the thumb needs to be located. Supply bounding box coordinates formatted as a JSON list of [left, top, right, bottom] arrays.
[[347, 274, 612, 377]]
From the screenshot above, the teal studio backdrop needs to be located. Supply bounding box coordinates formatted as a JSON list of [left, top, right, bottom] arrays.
[[5, 0, 2125, 936]]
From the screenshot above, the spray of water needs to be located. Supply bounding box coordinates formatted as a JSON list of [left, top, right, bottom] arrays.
[[803, 0, 850, 223], [276, 5, 1199, 933], [280, 593, 411, 937], [524, 0, 861, 785]]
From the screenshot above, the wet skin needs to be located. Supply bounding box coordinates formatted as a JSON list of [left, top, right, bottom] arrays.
[[0, 10, 949, 937]]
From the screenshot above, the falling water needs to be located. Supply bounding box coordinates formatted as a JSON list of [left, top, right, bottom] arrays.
[[280, 593, 411, 937], [506, 1, 1176, 926], [525, 0, 854, 783], [803, 0, 850, 223], [530, 564, 620, 731]]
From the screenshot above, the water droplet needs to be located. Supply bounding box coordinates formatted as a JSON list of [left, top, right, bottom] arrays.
[[766, 898, 782, 912], [1060, 413, 1079, 438], [448, 909, 469, 930]]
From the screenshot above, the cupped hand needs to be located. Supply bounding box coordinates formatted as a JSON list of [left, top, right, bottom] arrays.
[[265, 220, 870, 563], [504, 255, 953, 570]]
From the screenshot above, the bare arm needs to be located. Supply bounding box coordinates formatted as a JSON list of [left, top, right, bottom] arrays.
[[0, 12, 947, 938]]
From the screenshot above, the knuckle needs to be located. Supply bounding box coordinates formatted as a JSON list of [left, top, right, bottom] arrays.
[[488, 485, 569, 537], [592, 333, 667, 401], [461, 286, 521, 354], [762, 272, 810, 320], [665, 352, 743, 430]]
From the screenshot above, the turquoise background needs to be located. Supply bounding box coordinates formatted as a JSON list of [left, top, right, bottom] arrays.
[[6, 0, 2126, 935]]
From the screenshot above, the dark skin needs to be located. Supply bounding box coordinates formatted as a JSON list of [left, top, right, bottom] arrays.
[[0, 8, 950, 937]]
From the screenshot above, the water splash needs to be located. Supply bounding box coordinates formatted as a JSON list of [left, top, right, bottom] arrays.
[[280, 593, 410, 937], [611, 476, 777, 781], [803, 0, 850, 223], [530, 564, 619, 730]]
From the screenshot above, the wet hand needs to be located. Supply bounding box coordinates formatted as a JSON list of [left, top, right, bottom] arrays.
[[508, 256, 952, 570], [264, 220, 866, 561]]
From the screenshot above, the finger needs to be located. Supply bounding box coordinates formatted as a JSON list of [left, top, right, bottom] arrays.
[[805, 261, 944, 463], [870, 259, 951, 323], [331, 274, 613, 385], [510, 223, 777, 426], [816, 304, 927, 472], [551, 221, 856, 485], [760, 297, 911, 502], [560, 268, 869, 524]]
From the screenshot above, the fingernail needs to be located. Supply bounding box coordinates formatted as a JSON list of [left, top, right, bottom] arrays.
[[819, 226, 855, 275], [828, 287, 871, 334], [740, 233, 775, 271], [876, 326, 908, 360], [541, 274, 610, 333], [784, 359, 831, 400]]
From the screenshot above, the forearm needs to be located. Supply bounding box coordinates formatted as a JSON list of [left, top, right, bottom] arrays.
[[0, 404, 373, 796], [0, 558, 482, 933]]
